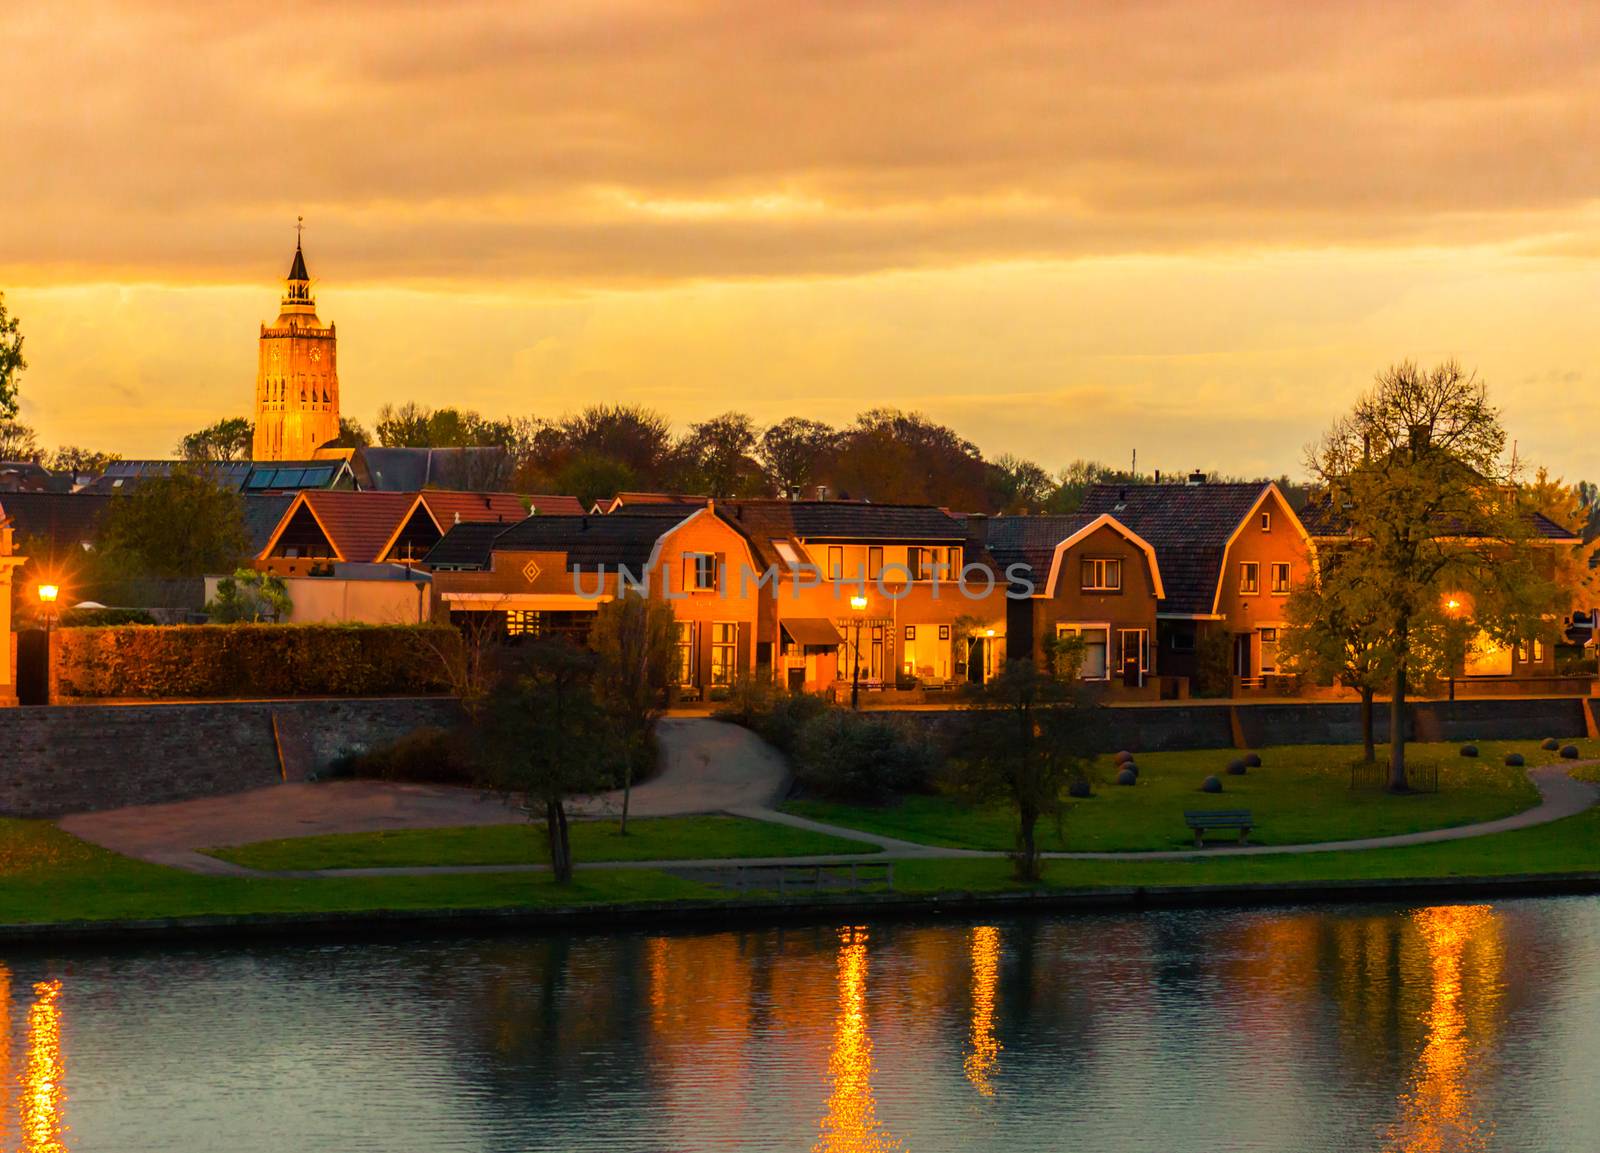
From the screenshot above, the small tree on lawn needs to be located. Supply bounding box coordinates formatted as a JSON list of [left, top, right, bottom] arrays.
[[206, 568, 292, 622], [589, 595, 678, 834], [475, 638, 613, 883], [949, 659, 1093, 882], [1308, 360, 1563, 790]]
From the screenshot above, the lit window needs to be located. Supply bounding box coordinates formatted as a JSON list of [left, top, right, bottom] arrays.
[[1080, 558, 1122, 592], [904, 625, 916, 641], [1240, 562, 1260, 594], [868, 546, 883, 580], [506, 610, 540, 637], [772, 540, 801, 567], [1270, 562, 1291, 594], [710, 623, 738, 686], [939, 625, 951, 640], [828, 546, 844, 581], [675, 621, 696, 685]]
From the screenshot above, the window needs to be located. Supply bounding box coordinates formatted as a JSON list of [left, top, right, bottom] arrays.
[[1117, 628, 1150, 675], [1270, 562, 1291, 594], [868, 546, 883, 580], [772, 540, 801, 567], [828, 546, 844, 581], [506, 610, 540, 637], [1259, 627, 1279, 674], [1057, 624, 1110, 680], [675, 621, 696, 685], [904, 625, 916, 641], [710, 623, 738, 686], [1239, 562, 1260, 594], [939, 625, 951, 641], [1080, 558, 1122, 592], [910, 548, 938, 581], [947, 547, 963, 580], [1261, 511, 1272, 532], [1170, 628, 1196, 653], [1533, 639, 1545, 662], [684, 553, 718, 592]]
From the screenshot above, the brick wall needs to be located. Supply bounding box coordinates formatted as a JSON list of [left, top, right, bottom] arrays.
[[0, 697, 460, 818]]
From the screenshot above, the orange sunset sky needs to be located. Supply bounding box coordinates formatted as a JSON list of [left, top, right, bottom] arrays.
[[2, 1, 1598, 478]]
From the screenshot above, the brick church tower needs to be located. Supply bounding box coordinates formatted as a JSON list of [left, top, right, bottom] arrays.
[[252, 233, 339, 460]]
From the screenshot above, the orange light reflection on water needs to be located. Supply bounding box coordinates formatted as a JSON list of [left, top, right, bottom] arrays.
[[813, 926, 902, 1153], [963, 926, 1002, 1097], [1385, 904, 1501, 1153], [23, 978, 67, 1153]]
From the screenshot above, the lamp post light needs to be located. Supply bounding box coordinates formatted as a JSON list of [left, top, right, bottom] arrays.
[[849, 594, 868, 710], [1444, 595, 1463, 703], [36, 582, 60, 706]]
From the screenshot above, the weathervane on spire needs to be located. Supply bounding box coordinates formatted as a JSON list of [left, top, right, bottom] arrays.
[[296, 215, 304, 247]]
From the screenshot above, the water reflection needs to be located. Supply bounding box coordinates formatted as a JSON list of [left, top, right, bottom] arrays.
[[1386, 905, 1502, 1153], [963, 926, 1002, 1097], [23, 978, 67, 1153], [814, 926, 902, 1153]]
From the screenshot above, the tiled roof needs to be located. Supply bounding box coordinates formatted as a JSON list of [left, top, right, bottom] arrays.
[[289, 491, 418, 563], [978, 514, 1099, 578], [353, 447, 514, 493], [416, 491, 530, 528], [722, 500, 965, 542], [492, 514, 672, 572], [84, 459, 350, 494], [422, 522, 506, 570], [0, 492, 111, 559], [526, 494, 586, 516], [1077, 482, 1270, 615]]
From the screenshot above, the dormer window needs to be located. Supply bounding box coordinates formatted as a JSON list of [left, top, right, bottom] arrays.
[[1081, 558, 1122, 592], [684, 552, 719, 592]]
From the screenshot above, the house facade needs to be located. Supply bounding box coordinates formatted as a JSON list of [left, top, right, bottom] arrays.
[[0, 503, 24, 705]]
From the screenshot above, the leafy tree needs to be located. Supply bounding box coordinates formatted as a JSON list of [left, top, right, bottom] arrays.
[[678, 411, 763, 498], [206, 567, 292, 622], [831, 408, 991, 510], [475, 639, 614, 883], [328, 416, 371, 448], [1308, 360, 1564, 790], [0, 291, 24, 421], [589, 596, 678, 833], [1044, 459, 1114, 514], [0, 420, 40, 461], [374, 403, 516, 449], [757, 417, 837, 496], [949, 660, 1092, 881], [1523, 466, 1600, 611], [47, 445, 120, 474], [99, 467, 251, 579], [554, 454, 637, 508], [1281, 543, 1392, 761], [179, 417, 254, 462], [988, 454, 1054, 513]]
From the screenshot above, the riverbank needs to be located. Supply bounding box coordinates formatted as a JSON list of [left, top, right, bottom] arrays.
[[4, 805, 1598, 946]]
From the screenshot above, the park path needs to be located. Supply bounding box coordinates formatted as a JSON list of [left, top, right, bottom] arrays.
[[56, 718, 1600, 877]]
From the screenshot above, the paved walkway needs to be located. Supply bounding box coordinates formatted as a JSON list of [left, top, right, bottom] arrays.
[[60, 718, 792, 876]]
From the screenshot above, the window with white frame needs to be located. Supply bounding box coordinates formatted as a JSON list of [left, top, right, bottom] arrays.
[[1270, 562, 1291, 594], [1080, 558, 1122, 592], [675, 621, 697, 685], [1117, 628, 1150, 674], [1261, 511, 1272, 532], [867, 546, 883, 580], [1239, 562, 1260, 594], [1057, 624, 1110, 679], [1259, 627, 1279, 674], [710, 622, 738, 686], [827, 546, 844, 581], [684, 553, 718, 592]]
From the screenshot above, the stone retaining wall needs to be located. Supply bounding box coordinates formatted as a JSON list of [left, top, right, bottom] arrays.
[[0, 697, 460, 818]]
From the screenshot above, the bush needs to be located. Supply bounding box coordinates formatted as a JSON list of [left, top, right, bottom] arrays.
[[1192, 628, 1234, 698], [59, 607, 158, 627], [327, 727, 476, 785], [792, 709, 942, 803], [714, 677, 830, 754], [53, 624, 460, 699]]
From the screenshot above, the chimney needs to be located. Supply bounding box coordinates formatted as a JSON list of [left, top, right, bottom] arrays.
[[453, 511, 461, 525], [1118, 487, 1127, 502], [1154, 469, 1161, 484], [1187, 469, 1206, 486], [788, 485, 801, 501], [815, 485, 828, 501]]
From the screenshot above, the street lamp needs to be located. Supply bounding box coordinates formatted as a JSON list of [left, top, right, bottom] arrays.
[[1444, 594, 1463, 702], [849, 594, 869, 710], [36, 581, 60, 706]]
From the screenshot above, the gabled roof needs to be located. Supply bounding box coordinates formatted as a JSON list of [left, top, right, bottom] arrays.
[[259, 491, 417, 563], [242, 494, 296, 554], [1076, 481, 1295, 615], [976, 512, 1164, 598], [1298, 496, 1580, 543], [374, 491, 531, 563], [353, 446, 514, 493], [525, 494, 586, 516], [595, 492, 711, 514], [83, 459, 351, 495]]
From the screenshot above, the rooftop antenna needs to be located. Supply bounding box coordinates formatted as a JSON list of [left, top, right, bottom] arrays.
[[1131, 448, 1137, 479]]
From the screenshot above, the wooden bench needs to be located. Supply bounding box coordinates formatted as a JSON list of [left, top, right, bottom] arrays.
[[1183, 809, 1254, 848]]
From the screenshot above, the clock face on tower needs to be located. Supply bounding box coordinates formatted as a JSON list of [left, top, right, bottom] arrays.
[[310, 347, 323, 363]]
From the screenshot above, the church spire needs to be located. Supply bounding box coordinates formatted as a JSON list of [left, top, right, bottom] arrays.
[[282, 217, 314, 308]]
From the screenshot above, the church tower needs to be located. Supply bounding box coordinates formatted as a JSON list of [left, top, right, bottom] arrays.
[[252, 232, 340, 460]]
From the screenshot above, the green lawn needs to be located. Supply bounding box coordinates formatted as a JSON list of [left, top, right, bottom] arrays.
[[205, 816, 881, 872], [784, 739, 1595, 852]]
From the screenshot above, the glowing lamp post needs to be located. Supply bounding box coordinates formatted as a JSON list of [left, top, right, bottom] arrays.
[[1444, 594, 1464, 702], [849, 594, 869, 710]]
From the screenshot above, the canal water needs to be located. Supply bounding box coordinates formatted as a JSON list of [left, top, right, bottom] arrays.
[[2, 897, 1597, 1152]]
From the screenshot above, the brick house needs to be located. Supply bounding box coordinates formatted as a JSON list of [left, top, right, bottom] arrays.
[[976, 512, 1167, 696], [426, 506, 763, 694], [1076, 479, 1315, 692]]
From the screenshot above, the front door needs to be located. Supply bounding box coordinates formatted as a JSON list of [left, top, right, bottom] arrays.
[[16, 629, 49, 706], [1119, 629, 1146, 687], [1233, 633, 1253, 679]]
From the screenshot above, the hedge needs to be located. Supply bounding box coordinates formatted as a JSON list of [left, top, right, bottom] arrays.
[[52, 624, 461, 700]]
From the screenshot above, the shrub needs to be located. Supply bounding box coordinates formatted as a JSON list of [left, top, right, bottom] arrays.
[[1192, 628, 1234, 698], [59, 607, 158, 627], [792, 709, 942, 803], [53, 624, 460, 699], [714, 678, 830, 754], [328, 726, 477, 785]]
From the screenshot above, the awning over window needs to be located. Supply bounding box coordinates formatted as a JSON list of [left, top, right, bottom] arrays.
[[782, 617, 844, 647]]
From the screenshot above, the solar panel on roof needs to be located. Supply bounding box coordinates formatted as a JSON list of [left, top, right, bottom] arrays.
[[273, 469, 306, 487], [302, 467, 333, 486], [245, 472, 274, 489]]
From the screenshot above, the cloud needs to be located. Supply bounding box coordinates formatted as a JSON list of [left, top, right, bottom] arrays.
[[4, 1, 1600, 285]]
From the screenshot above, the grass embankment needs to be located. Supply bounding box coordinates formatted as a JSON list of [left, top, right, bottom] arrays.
[[205, 816, 881, 872], [785, 740, 1593, 852], [3, 804, 1599, 927]]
